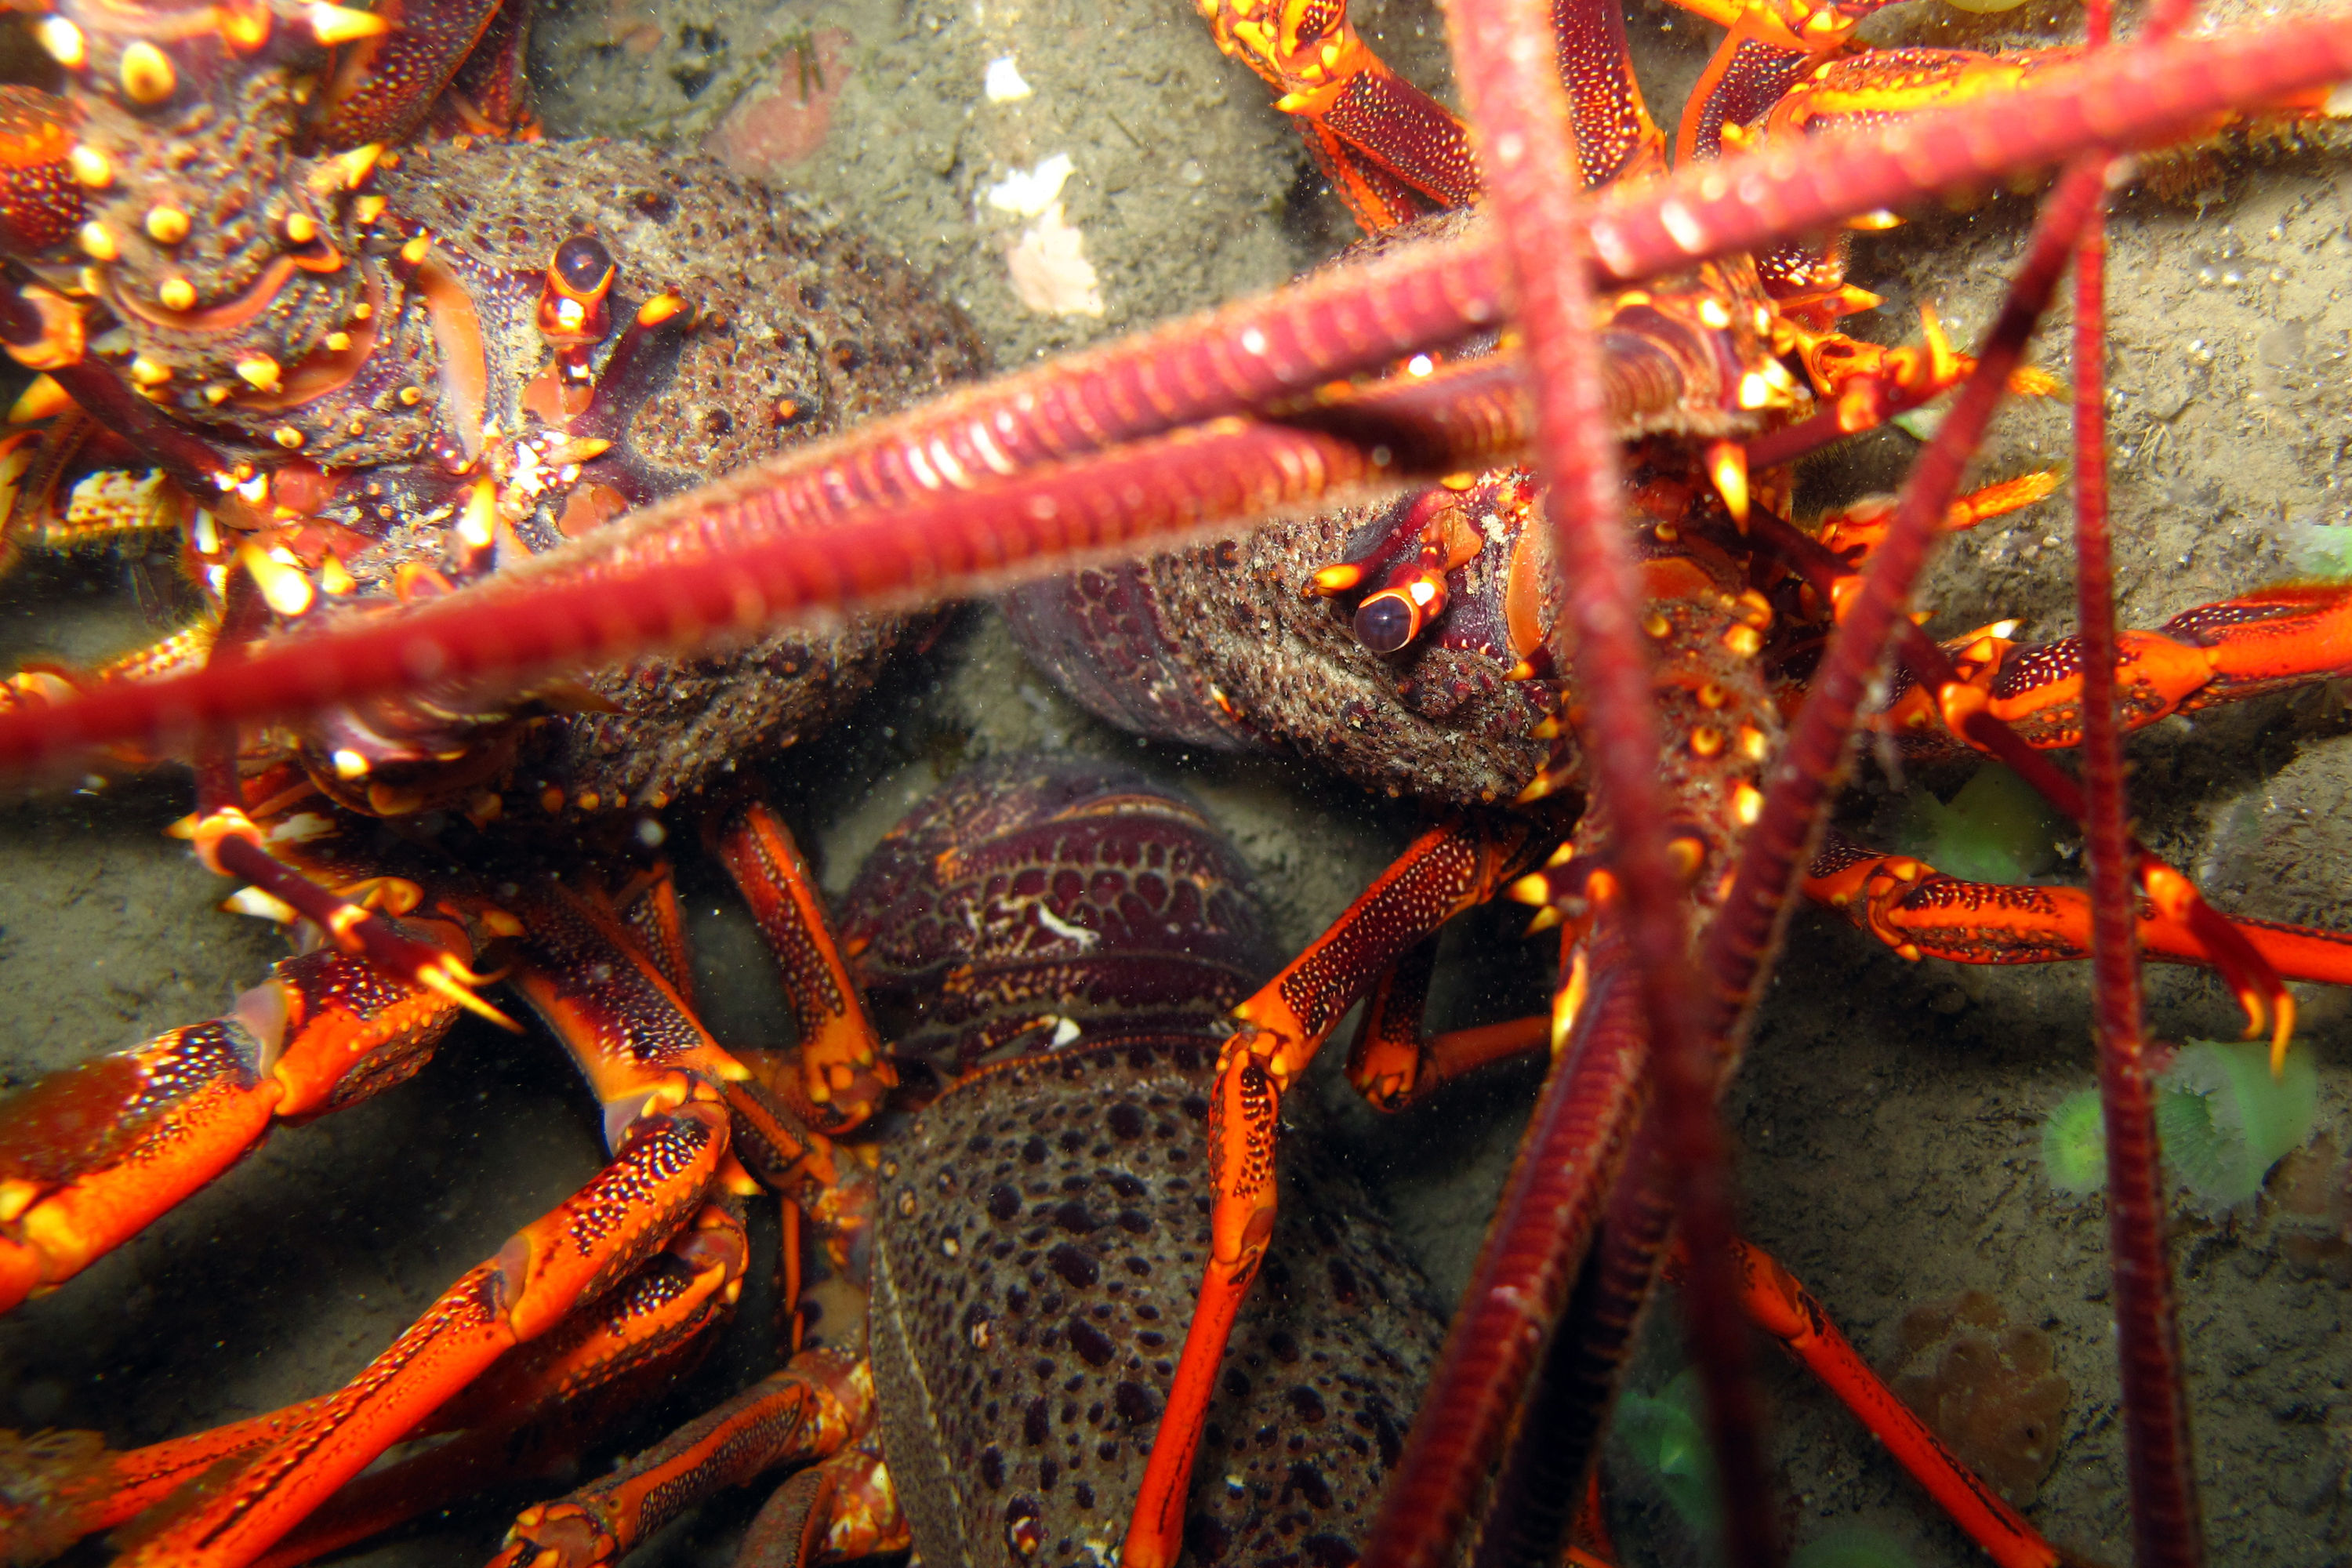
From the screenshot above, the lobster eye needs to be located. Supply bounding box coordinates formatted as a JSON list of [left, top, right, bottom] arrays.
[[552, 234, 615, 299], [1352, 591, 1417, 655]]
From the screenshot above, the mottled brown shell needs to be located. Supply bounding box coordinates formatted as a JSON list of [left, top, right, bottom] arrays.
[[368, 140, 985, 808], [1002, 504, 1555, 808], [840, 755, 1272, 1068], [870, 1039, 1442, 1568], [1002, 215, 1790, 811]]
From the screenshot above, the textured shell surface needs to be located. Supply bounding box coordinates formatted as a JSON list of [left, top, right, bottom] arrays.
[[841, 755, 1278, 1066], [869, 1042, 1443, 1568], [326, 138, 985, 811], [843, 758, 1445, 1568]]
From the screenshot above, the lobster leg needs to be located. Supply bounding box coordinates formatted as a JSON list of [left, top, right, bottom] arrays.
[[188, 574, 516, 1033], [110, 1090, 731, 1568], [1697, 1236, 2064, 1568], [0, 1207, 753, 1568], [1344, 937, 1551, 1111], [242, 1210, 753, 1568], [1805, 830, 2352, 987], [1747, 512, 2299, 1050], [113, 879, 753, 1568], [735, 1441, 900, 1568], [1197, 0, 1662, 230], [310, 0, 501, 145], [477, 808, 903, 1568], [612, 860, 698, 1007], [1121, 815, 1532, 1568], [1880, 583, 2352, 751], [489, 1347, 880, 1568], [1195, 0, 1479, 228], [0, 924, 468, 1312], [1668, 0, 1885, 163], [708, 800, 897, 1131], [0, 1406, 326, 1565]]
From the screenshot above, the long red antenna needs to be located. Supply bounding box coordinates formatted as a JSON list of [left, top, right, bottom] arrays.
[[1395, 0, 1773, 1557], [0, 14, 2342, 778], [2075, 0, 2205, 1556]]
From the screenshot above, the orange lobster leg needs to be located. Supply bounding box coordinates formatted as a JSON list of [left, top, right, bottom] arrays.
[[1198, 0, 1661, 230], [114, 881, 757, 1568], [245, 1211, 753, 1568], [1670, 0, 1888, 163], [0, 924, 468, 1311], [1703, 1236, 2063, 1568], [1123, 816, 1533, 1568], [114, 1098, 732, 1568], [0, 1403, 331, 1563], [426, 1200, 753, 1433], [490, 1346, 873, 1568], [735, 1441, 906, 1568], [1882, 583, 2352, 750], [1806, 833, 2352, 989], [612, 860, 698, 1007], [1197, 0, 1479, 229], [710, 799, 897, 1130], [9, 1208, 751, 1567], [1345, 936, 1550, 1110]]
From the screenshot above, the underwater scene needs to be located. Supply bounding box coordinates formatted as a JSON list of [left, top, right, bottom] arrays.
[[0, 0, 2350, 1561]]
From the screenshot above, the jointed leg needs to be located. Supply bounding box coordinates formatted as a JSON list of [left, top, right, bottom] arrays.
[[244, 1216, 751, 1568], [1806, 829, 2352, 997], [710, 800, 896, 1130], [114, 1100, 733, 1567], [490, 1347, 874, 1568], [1345, 936, 1551, 1111], [0, 927, 469, 1311], [114, 869, 761, 1567], [1123, 815, 1534, 1568], [1695, 1236, 2063, 1568]]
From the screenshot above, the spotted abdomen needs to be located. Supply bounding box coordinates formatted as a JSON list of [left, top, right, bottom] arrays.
[[868, 1041, 1440, 1568], [844, 758, 1444, 1568]]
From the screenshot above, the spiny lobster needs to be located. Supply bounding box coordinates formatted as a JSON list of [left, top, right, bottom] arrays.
[[0, 0, 2347, 1563]]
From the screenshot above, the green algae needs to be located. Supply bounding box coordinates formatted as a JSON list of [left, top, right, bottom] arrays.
[[1896, 763, 2066, 885], [2041, 1040, 2320, 1207]]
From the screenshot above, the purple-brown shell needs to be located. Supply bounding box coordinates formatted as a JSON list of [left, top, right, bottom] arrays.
[[1000, 494, 1556, 808], [838, 756, 1272, 1069], [868, 1040, 1442, 1568], [845, 757, 1441, 1568]]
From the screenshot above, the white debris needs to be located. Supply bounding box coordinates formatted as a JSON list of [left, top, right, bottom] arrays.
[[1035, 902, 1098, 947], [224, 886, 299, 923], [983, 54, 1032, 102], [984, 151, 1073, 216], [1005, 202, 1105, 318]]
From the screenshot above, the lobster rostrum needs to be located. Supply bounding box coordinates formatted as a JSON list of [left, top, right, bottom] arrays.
[[0, 0, 2347, 1566]]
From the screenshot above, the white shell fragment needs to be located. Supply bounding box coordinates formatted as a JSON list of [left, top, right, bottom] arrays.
[[1005, 202, 1105, 318], [983, 55, 1032, 103], [984, 151, 1073, 216]]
